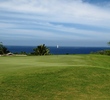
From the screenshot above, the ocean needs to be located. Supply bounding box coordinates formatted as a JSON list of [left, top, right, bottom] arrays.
[[6, 46, 110, 54]]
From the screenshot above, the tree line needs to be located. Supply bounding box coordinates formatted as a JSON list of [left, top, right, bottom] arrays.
[[0, 43, 50, 55]]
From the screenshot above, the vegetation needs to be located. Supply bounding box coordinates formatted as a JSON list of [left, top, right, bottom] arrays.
[[32, 44, 50, 55], [91, 50, 110, 56], [108, 41, 110, 45], [0, 42, 9, 55], [0, 55, 110, 100], [91, 41, 110, 55]]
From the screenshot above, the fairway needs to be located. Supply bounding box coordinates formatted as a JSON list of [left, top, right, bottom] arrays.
[[0, 55, 110, 100]]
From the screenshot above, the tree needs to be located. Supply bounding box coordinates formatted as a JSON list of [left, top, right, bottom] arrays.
[[33, 44, 50, 55], [0, 42, 9, 55], [108, 41, 110, 45]]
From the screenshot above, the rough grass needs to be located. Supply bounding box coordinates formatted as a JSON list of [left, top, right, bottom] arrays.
[[0, 55, 110, 100]]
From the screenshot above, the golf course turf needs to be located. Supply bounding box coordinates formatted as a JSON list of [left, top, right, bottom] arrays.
[[0, 55, 110, 100]]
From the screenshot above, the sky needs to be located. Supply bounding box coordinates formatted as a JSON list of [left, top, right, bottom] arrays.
[[0, 0, 110, 47]]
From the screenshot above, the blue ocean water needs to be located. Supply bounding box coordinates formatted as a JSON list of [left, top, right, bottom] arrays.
[[6, 46, 110, 54]]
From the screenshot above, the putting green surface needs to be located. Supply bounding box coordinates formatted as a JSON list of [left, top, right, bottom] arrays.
[[0, 55, 110, 100]]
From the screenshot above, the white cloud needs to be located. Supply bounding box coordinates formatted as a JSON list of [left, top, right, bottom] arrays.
[[0, 22, 16, 28], [0, 0, 110, 26], [0, 0, 110, 46]]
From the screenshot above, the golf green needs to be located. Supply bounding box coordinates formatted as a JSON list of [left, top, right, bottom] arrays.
[[0, 55, 110, 100]]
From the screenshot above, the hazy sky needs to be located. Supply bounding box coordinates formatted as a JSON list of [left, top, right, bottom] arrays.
[[0, 0, 110, 46]]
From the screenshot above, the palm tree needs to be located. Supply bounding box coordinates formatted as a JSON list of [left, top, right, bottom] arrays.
[[0, 42, 9, 55], [33, 44, 50, 55], [0, 42, 4, 54]]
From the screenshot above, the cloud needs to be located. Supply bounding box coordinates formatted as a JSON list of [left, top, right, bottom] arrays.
[[0, 0, 110, 46], [0, 22, 17, 29], [0, 0, 110, 25]]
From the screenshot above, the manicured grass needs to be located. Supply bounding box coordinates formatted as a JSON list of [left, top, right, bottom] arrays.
[[0, 55, 110, 100]]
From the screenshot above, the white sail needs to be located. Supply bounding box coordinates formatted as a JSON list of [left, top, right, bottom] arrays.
[[57, 45, 59, 48]]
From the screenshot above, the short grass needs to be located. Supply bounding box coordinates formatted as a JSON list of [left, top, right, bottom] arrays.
[[0, 55, 110, 100]]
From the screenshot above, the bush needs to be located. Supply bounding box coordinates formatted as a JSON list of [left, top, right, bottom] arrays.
[[91, 50, 110, 56]]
